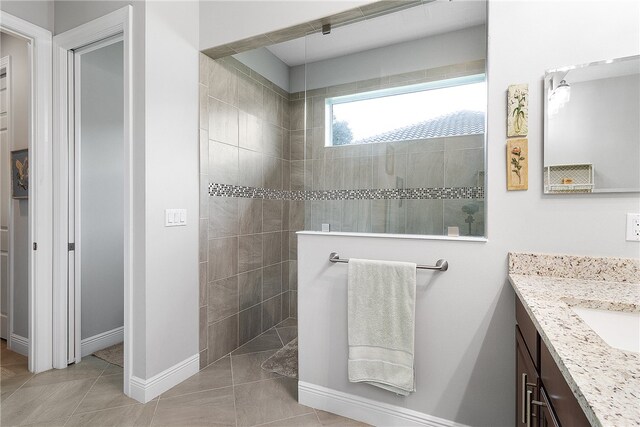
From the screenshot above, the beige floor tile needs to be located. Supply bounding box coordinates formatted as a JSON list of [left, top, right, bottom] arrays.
[[152, 387, 235, 426], [231, 350, 281, 385], [315, 410, 370, 426], [1, 377, 95, 426], [161, 356, 232, 399], [259, 413, 321, 426], [1, 348, 28, 366], [101, 363, 123, 377], [66, 401, 157, 426], [21, 417, 69, 426], [24, 357, 107, 387], [74, 373, 138, 414], [2, 363, 31, 379], [232, 328, 283, 356], [1, 372, 34, 402], [234, 377, 313, 427]]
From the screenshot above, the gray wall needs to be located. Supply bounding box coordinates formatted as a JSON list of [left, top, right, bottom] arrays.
[[0, 1, 54, 33], [79, 41, 125, 341], [0, 32, 30, 340], [547, 74, 640, 190], [291, 25, 486, 92], [199, 55, 293, 367]]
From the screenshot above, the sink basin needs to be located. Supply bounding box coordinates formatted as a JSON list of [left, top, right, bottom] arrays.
[[571, 306, 640, 353]]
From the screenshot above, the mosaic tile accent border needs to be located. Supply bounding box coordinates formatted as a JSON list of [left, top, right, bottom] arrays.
[[209, 183, 484, 201]]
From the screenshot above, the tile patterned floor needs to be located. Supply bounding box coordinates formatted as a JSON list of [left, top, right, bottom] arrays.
[[0, 320, 368, 426]]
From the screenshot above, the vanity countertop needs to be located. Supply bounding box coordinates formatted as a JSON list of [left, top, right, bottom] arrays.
[[509, 272, 640, 426]]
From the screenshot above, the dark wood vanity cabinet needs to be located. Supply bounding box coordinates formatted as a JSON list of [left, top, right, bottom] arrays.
[[515, 296, 589, 427]]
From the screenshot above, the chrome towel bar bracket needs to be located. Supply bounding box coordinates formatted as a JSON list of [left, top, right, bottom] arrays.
[[328, 252, 448, 271]]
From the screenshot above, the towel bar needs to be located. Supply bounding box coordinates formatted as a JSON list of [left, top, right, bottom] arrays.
[[328, 252, 448, 271]]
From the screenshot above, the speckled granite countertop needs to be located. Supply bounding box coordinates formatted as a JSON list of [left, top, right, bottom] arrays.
[[508, 253, 640, 427]]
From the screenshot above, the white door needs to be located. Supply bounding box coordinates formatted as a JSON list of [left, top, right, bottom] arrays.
[[68, 36, 125, 363]]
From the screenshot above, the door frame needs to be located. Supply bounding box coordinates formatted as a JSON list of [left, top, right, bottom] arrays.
[[52, 6, 133, 394], [0, 12, 53, 374]]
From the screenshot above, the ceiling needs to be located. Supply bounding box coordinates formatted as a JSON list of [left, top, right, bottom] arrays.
[[266, 0, 486, 67]]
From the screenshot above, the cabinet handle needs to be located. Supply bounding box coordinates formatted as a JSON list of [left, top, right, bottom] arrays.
[[526, 388, 548, 427], [521, 373, 527, 424], [521, 373, 537, 424]]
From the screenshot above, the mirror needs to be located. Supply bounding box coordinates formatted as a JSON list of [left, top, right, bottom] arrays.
[[544, 55, 640, 194]]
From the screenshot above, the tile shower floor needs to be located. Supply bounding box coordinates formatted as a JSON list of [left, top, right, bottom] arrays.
[[1, 319, 367, 426]]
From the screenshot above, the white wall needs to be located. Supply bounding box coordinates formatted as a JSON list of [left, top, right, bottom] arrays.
[[547, 75, 640, 190], [291, 25, 486, 92], [298, 1, 640, 425], [143, 0, 199, 379], [0, 1, 53, 33], [79, 40, 125, 341], [199, 0, 372, 51], [0, 32, 29, 340]]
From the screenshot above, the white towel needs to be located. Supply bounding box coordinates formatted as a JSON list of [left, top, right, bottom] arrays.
[[347, 258, 417, 396]]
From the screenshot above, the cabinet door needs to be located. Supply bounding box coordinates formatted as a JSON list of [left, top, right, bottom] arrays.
[[516, 326, 539, 427], [539, 388, 560, 427]]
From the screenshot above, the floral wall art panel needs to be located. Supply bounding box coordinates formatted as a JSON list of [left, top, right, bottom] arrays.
[[507, 83, 528, 137], [507, 139, 528, 190]]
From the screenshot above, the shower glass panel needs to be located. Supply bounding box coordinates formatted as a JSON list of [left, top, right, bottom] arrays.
[[299, 1, 487, 237]]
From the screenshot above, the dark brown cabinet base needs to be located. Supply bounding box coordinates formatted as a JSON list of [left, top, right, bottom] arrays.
[[515, 296, 590, 427]]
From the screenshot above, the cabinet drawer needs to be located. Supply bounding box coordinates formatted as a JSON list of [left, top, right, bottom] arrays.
[[540, 339, 590, 427], [516, 295, 538, 368]]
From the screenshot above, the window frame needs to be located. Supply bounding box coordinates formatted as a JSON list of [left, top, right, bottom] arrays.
[[324, 73, 486, 147]]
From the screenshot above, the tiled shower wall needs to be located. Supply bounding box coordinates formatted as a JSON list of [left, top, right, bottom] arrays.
[[199, 54, 298, 368], [290, 59, 486, 237]]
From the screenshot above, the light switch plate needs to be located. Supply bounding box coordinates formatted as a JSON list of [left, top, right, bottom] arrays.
[[626, 213, 640, 241], [165, 209, 187, 227]]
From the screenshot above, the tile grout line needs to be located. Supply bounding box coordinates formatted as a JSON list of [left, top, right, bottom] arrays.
[[230, 353, 239, 427], [68, 373, 103, 420], [148, 396, 161, 426]]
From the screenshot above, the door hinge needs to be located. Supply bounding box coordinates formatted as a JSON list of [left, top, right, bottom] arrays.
[[33, 242, 37, 250], [68, 243, 75, 251]]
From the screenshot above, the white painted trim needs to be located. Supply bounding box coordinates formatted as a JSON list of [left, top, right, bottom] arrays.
[[1, 11, 54, 374], [129, 354, 200, 403], [52, 7, 133, 400], [1, 55, 14, 348], [0, 313, 7, 339], [10, 333, 29, 356], [80, 327, 124, 357], [298, 382, 469, 427]]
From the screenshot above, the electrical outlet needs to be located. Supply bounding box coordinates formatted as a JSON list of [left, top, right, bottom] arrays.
[[626, 213, 640, 242]]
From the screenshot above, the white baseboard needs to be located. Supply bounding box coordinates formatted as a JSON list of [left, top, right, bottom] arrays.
[[81, 326, 124, 357], [298, 382, 469, 427], [129, 354, 199, 403], [10, 333, 29, 356], [0, 313, 7, 339]]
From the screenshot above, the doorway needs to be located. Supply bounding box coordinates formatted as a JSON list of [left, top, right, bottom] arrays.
[[68, 36, 125, 365], [1, 30, 30, 361], [52, 5, 133, 396]]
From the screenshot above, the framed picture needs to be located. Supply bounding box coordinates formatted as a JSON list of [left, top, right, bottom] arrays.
[[507, 139, 528, 191], [11, 149, 29, 199], [507, 83, 528, 137]]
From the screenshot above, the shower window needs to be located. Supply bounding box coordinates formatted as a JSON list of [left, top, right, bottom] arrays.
[[326, 75, 486, 147]]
